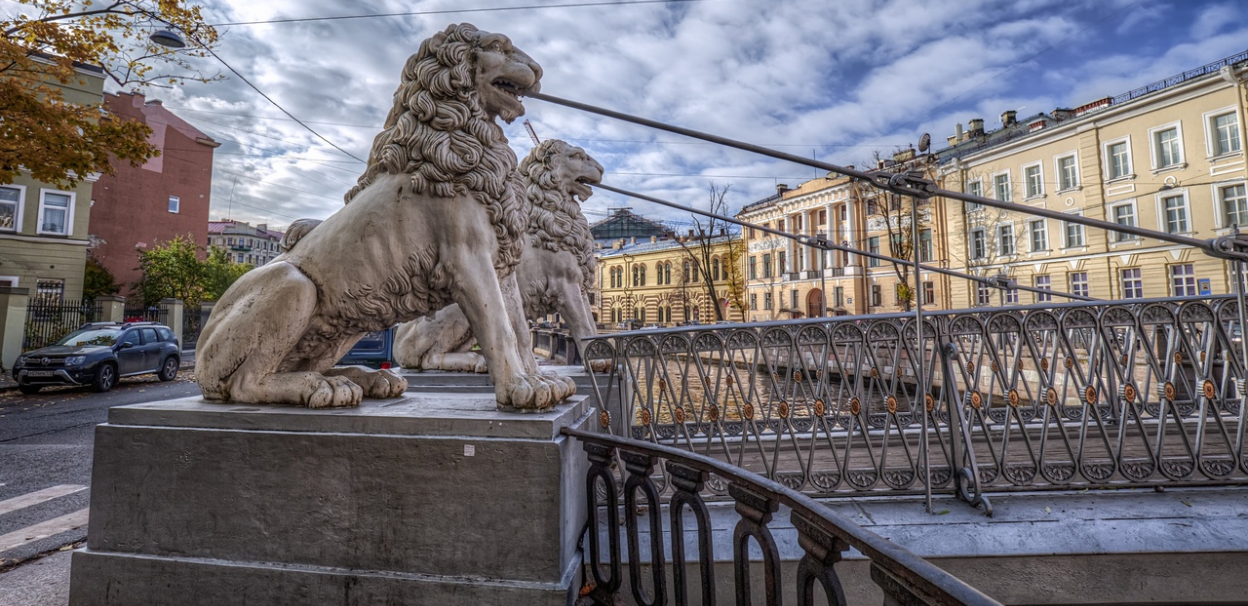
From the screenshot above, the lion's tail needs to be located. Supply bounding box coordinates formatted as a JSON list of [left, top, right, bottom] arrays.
[[279, 218, 324, 252]]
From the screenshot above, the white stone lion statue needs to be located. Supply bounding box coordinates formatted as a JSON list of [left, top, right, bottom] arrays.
[[393, 140, 603, 372], [195, 23, 575, 410]]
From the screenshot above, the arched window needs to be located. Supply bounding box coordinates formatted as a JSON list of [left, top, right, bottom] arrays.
[[632, 266, 639, 287], [665, 262, 672, 285], [639, 265, 647, 286], [683, 261, 691, 283], [692, 263, 700, 283], [712, 258, 721, 281]]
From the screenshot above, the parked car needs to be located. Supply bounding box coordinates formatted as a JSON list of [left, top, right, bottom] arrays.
[[12, 322, 180, 394], [336, 327, 396, 370]]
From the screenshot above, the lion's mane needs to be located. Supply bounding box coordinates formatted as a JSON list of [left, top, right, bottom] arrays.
[[344, 23, 525, 273], [519, 140, 596, 294]]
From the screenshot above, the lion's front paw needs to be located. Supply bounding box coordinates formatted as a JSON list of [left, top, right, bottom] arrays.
[[354, 368, 409, 398], [498, 373, 576, 411], [305, 375, 363, 409]]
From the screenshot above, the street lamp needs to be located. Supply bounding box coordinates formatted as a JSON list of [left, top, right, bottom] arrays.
[[149, 29, 187, 48]]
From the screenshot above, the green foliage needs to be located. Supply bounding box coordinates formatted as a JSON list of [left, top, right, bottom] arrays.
[[202, 246, 251, 301], [83, 254, 119, 298], [133, 235, 251, 307]]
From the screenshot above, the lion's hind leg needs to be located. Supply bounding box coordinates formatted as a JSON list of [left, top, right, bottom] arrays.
[[196, 261, 364, 409]]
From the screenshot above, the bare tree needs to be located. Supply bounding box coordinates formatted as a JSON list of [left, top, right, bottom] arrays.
[[858, 151, 936, 311], [678, 183, 740, 322]]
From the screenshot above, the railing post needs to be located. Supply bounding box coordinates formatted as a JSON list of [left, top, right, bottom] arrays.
[[95, 295, 125, 323], [160, 298, 184, 346], [728, 483, 781, 606], [0, 287, 29, 369], [792, 510, 848, 606], [666, 461, 715, 606]]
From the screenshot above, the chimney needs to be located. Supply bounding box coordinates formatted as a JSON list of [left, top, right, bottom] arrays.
[[650, 236, 657, 243], [629, 237, 636, 245], [955, 122, 964, 141], [688, 229, 695, 238], [612, 240, 621, 250], [1001, 110, 1017, 127], [257, 223, 267, 232], [776, 183, 790, 195], [968, 118, 985, 134]]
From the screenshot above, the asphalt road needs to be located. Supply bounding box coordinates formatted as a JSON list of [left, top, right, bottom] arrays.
[[0, 372, 201, 572]]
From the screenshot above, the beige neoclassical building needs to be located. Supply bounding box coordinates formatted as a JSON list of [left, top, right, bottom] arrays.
[[938, 51, 1248, 306]]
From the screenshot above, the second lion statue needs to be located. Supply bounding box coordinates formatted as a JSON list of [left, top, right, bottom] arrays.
[[393, 140, 604, 372], [194, 23, 576, 411]]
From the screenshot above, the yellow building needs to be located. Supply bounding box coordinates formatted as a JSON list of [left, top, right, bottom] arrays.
[[737, 165, 953, 321], [0, 60, 106, 300], [595, 234, 746, 327], [938, 50, 1248, 305]]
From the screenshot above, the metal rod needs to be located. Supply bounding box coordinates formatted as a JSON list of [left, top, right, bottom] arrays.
[[526, 91, 1216, 254], [593, 182, 1099, 302], [910, 194, 932, 513]]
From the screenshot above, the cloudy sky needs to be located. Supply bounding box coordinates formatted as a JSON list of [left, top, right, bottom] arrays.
[[22, 0, 1248, 232]]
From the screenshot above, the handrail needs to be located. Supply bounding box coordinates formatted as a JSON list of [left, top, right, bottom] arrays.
[[563, 425, 1003, 606]]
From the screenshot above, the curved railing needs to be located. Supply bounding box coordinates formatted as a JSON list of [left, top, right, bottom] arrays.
[[565, 426, 1002, 606]]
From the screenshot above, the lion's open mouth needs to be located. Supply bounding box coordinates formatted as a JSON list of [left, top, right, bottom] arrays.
[[493, 79, 528, 98], [571, 176, 598, 201]]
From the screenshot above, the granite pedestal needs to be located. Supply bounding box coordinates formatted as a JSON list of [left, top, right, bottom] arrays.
[[69, 394, 592, 606]]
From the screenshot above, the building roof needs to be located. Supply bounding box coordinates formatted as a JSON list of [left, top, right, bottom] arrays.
[[590, 208, 676, 242], [597, 234, 736, 259], [209, 220, 284, 239], [935, 47, 1248, 163]]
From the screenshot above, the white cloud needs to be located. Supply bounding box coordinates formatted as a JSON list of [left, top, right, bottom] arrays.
[[11, 0, 1238, 230]]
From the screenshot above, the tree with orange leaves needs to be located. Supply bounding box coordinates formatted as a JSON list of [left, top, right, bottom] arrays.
[[1, 0, 220, 187]]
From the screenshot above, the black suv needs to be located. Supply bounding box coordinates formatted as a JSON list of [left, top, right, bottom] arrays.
[[13, 322, 181, 394]]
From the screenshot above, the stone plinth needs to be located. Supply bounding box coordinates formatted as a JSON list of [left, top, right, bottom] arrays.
[[69, 394, 591, 606]]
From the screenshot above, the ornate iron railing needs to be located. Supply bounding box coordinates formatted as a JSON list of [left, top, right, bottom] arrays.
[[582, 295, 1248, 513], [567, 427, 1002, 606]]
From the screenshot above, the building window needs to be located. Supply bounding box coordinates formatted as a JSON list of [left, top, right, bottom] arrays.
[[639, 265, 647, 286], [919, 229, 933, 262], [168, 195, 180, 213], [993, 172, 1011, 202], [776, 219, 785, 233], [966, 180, 983, 211], [0, 185, 22, 231], [997, 224, 1015, 255], [1035, 275, 1052, 303], [632, 266, 639, 287], [1024, 164, 1043, 198], [870, 284, 882, 307], [818, 209, 827, 225], [237, 253, 244, 263], [923, 281, 934, 305], [35, 278, 64, 301], [750, 293, 757, 310], [1171, 264, 1196, 297], [1069, 272, 1088, 298], [1056, 154, 1079, 191], [791, 289, 799, 309], [665, 262, 672, 285], [1161, 194, 1188, 234], [763, 292, 773, 310], [761, 255, 771, 279], [1005, 287, 1018, 304], [1107, 140, 1132, 179], [37, 190, 73, 235], [1064, 217, 1085, 248], [1111, 203, 1137, 242], [970, 228, 986, 260], [712, 258, 721, 281], [1210, 111, 1241, 156], [976, 283, 991, 306], [1220, 183, 1247, 227], [776, 252, 786, 275], [867, 237, 880, 267], [833, 286, 844, 308], [1152, 126, 1182, 169], [1121, 268, 1143, 299], [1029, 219, 1048, 252], [748, 256, 757, 280]]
